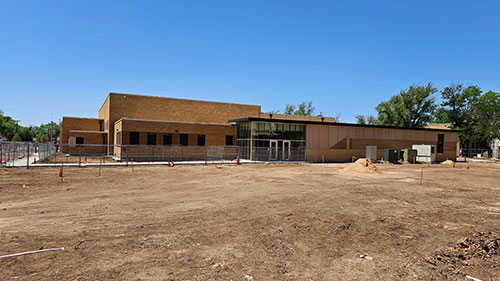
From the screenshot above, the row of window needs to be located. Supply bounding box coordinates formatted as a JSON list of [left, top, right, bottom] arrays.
[[129, 132, 234, 146]]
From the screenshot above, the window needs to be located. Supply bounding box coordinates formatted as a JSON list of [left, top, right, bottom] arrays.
[[129, 132, 139, 145], [180, 134, 189, 146], [147, 133, 157, 145], [437, 134, 444, 153], [163, 133, 172, 145], [76, 137, 84, 145], [225, 135, 234, 146], [197, 134, 206, 146]]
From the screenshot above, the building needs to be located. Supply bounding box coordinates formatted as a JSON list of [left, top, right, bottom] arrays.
[[232, 117, 458, 162], [61, 92, 459, 162]]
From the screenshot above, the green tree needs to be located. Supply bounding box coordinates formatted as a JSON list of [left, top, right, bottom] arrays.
[[431, 107, 449, 123], [355, 114, 377, 125], [11, 132, 21, 142], [283, 101, 317, 116], [438, 84, 482, 143], [0, 111, 17, 140], [473, 91, 500, 143], [376, 83, 437, 128]]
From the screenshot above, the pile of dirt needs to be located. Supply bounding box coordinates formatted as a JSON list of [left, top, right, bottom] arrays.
[[440, 160, 454, 165], [425, 232, 500, 273], [342, 158, 382, 175]]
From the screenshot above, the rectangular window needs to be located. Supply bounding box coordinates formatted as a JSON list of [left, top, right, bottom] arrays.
[[147, 132, 157, 145], [437, 134, 444, 153], [180, 134, 189, 146], [197, 134, 206, 146], [225, 135, 234, 146], [163, 133, 172, 145], [129, 132, 139, 145], [76, 137, 84, 144]]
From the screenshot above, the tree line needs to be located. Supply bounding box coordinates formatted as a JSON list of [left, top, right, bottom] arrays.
[[0, 110, 60, 142], [355, 83, 500, 145]]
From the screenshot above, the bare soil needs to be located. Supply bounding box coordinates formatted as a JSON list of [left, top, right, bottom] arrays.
[[0, 162, 499, 280], [46, 155, 116, 164]]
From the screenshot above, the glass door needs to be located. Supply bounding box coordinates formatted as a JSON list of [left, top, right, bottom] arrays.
[[269, 140, 278, 160], [283, 140, 291, 160]]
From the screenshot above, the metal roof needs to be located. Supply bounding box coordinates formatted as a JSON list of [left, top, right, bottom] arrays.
[[228, 117, 460, 133]]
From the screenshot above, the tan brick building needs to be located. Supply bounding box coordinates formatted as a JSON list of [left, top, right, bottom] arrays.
[[61, 92, 460, 162]]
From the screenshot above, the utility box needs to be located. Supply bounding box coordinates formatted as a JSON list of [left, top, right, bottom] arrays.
[[365, 146, 377, 161], [384, 149, 399, 163], [400, 149, 418, 163], [412, 144, 436, 163]]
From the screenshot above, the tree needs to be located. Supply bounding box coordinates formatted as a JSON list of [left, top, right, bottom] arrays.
[[355, 114, 377, 125], [473, 91, 500, 144], [11, 132, 21, 142], [376, 83, 437, 128], [283, 101, 317, 116], [431, 107, 449, 123], [0, 111, 18, 140], [0, 109, 61, 142], [438, 84, 482, 143]]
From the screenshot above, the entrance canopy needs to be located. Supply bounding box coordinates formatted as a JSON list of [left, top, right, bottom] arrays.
[[230, 118, 306, 161]]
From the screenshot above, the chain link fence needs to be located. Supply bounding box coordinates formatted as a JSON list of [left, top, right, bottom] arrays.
[[0, 141, 56, 168], [460, 148, 492, 159], [1, 142, 241, 167]]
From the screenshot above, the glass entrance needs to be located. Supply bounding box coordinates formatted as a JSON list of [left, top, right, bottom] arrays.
[[283, 140, 291, 161], [270, 140, 278, 160], [236, 121, 306, 161]]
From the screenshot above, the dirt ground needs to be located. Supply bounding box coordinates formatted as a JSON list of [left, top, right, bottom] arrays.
[[0, 162, 499, 280], [46, 155, 116, 164]]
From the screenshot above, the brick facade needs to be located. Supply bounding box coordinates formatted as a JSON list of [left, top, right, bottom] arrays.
[[60, 117, 103, 153]]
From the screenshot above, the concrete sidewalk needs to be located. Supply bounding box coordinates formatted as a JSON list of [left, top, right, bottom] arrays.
[[2, 159, 304, 168]]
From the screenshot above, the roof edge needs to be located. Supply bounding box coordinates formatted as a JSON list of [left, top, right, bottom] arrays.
[[228, 117, 460, 133], [108, 92, 261, 108]]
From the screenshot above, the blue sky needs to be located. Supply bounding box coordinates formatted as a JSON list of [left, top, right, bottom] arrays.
[[1, 0, 499, 126]]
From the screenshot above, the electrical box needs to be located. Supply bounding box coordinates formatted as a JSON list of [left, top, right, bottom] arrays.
[[384, 149, 399, 163], [400, 149, 418, 163], [365, 146, 377, 161]]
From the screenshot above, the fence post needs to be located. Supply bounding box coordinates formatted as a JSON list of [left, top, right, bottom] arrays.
[[78, 145, 81, 167], [85, 146, 87, 162], [168, 146, 171, 163], [0, 143, 3, 167], [26, 143, 30, 169], [152, 145, 155, 162], [126, 145, 129, 167]]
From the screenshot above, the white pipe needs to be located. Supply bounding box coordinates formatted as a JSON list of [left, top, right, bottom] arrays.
[[0, 247, 64, 259]]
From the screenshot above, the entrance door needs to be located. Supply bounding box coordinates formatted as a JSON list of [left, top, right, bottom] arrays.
[[283, 140, 291, 161], [269, 140, 278, 160]]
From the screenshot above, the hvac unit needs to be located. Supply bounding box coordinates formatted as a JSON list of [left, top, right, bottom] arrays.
[[412, 144, 436, 163]]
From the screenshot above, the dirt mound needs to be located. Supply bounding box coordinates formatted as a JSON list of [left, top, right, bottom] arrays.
[[425, 232, 500, 274], [440, 160, 454, 165], [342, 158, 382, 174]]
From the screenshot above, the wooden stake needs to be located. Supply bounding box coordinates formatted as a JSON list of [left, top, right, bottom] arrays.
[[419, 167, 424, 185]]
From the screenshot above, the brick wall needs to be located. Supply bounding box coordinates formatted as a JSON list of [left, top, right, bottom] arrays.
[[60, 117, 103, 153], [98, 92, 260, 150], [117, 118, 236, 146]]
